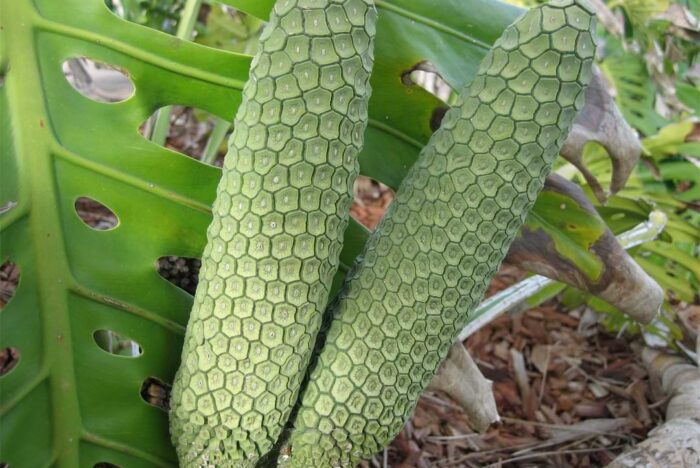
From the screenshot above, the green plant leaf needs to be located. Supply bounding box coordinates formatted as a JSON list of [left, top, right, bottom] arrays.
[[679, 142, 700, 157], [600, 43, 669, 135], [635, 256, 697, 302], [620, 0, 670, 27], [0, 0, 249, 465], [637, 159, 700, 203], [218, 0, 274, 20], [194, 4, 263, 53], [676, 81, 700, 114], [507, 175, 663, 324], [642, 120, 695, 159], [641, 240, 700, 284], [520, 184, 606, 281]]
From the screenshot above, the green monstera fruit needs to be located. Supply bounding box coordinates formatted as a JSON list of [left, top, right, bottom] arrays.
[[169, 0, 377, 465], [280, 0, 596, 465]]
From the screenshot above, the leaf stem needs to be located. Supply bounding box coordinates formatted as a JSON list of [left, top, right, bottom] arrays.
[[458, 210, 668, 341], [201, 117, 231, 165], [150, 0, 204, 145]]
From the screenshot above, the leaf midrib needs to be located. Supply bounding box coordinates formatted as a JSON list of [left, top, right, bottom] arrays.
[[5, 1, 83, 465], [53, 143, 211, 214], [4, 2, 182, 465]]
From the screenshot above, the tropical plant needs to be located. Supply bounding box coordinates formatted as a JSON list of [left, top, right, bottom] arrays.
[[0, 0, 696, 467], [548, 0, 700, 345]]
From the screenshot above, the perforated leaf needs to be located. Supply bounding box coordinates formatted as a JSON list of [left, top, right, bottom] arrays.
[[0, 0, 650, 465], [0, 0, 521, 464], [0, 1, 247, 465]]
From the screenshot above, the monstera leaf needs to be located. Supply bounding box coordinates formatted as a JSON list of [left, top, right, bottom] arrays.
[[0, 0, 249, 465], [0, 0, 657, 465], [599, 38, 669, 136]]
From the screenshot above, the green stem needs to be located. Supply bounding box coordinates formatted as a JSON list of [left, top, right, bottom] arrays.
[[201, 118, 230, 165], [149, 107, 172, 145], [198, 3, 264, 166], [149, 0, 203, 145], [175, 0, 203, 39]]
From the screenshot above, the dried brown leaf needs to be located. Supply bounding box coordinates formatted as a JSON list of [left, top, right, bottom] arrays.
[[561, 68, 643, 201]]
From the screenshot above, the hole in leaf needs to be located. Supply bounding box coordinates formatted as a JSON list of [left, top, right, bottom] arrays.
[[140, 106, 232, 166], [93, 463, 121, 468], [0, 201, 18, 216], [157, 256, 201, 295], [140, 376, 171, 411], [62, 57, 135, 103], [93, 330, 142, 357], [0, 260, 20, 310], [0, 347, 20, 377], [104, 0, 189, 35], [351, 176, 395, 231], [75, 197, 119, 231], [104, 0, 263, 52], [401, 61, 456, 104], [430, 107, 448, 132], [194, 4, 264, 53]]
